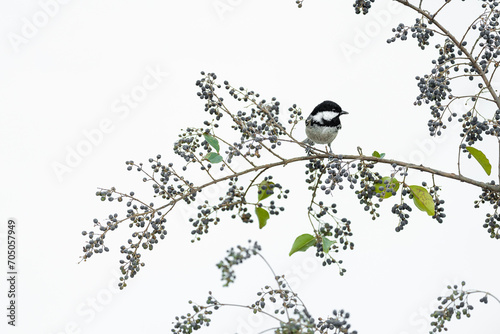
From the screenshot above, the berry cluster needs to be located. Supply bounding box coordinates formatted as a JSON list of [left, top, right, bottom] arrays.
[[296, 0, 375, 15], [295, 0, 304, 9], [197, 72, 288, 148], [326, 159, 357, 192], [486, 109, 500, 137], [311, 210, 351, 273], [391, 202, 412, 232], [475, 187, 500, 238], [81, 228, 109, 257], [477, 1, 500, 73], [171, 293, 218, 333], [306, 157, 361, 195], [215, 240, 261, 287], [81, 172, 169, 288], [356, 162, 383, 220], [176, 131, 227, 170], [412, 38, 463, 136], [277, 309, 316, 333], [483, 212, 500, 239], [187, 175, 287, 240], [252, 274, 302, 315], [426, 40, 460, 131], [353, 0, 375, 15], [317, 309, 357, 334], [387, 19, 435, 49], [188, 200, 223, 238], [287, 103, 305, 135], [430, 281, 474, 333], [198, 73, 303, 168], [416, 70, 451, 136], [458, 111, 490, 147], [356, 162, 408, 224], [428, 183, 446, 224], [479, 295, 489, 304]]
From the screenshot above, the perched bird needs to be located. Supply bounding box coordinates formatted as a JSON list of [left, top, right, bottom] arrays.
[[303, 100, 348, 153]]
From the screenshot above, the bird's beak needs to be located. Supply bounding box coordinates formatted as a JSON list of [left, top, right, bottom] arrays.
[[341, 111, 349, 115]]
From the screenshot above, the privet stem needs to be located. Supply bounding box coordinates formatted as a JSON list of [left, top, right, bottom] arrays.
[[396, 0, 500, 108], [155, 153, 499, 213]]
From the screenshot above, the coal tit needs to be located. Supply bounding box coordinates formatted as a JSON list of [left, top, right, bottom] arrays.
[[303, 100, 348, 153]]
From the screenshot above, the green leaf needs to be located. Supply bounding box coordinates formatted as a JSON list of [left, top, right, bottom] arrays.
[[203, 134, 220, 153], [255, 207, 270, 229], [374, 176, 400, 199], [322, 237, 336, 253], [204, 152, 223, 164], [257, 180, 275, 202], [466, 146, 491, 176], [372, 151, 385, 159], [289, 234, 316, 256], [409, 185, 435, 216]]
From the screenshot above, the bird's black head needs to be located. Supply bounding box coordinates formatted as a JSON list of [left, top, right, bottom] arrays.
[[312, 100, 348, 116]]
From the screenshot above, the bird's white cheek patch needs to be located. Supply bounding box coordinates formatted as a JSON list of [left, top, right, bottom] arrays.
[[313, 111, 340, 122]]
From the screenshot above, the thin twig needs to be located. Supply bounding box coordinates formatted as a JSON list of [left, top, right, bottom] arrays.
[[396, 0, 500, 109], [431, 0, 451, 20]]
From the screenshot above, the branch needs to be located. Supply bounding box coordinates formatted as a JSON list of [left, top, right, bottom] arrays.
[[155, 152, 499, 214], [498, 137, 500, 185], [395, 0, 500, 109]]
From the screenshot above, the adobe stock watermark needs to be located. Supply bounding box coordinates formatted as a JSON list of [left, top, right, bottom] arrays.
[[51, 65, 169, 183], [399, 278, 462, 334], [213, 0, 244, 20], [339, 1, 403, 62], [48, 269, 122, 334], [399, 104, 467, 166], [399, 130, 451, 166], [7, 0, 73, 53]]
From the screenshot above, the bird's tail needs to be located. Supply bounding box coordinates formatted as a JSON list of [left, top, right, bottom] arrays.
[[302, 138, 315, 146]]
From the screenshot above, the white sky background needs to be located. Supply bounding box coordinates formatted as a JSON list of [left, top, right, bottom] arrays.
[[1, 0, 499, 333]]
